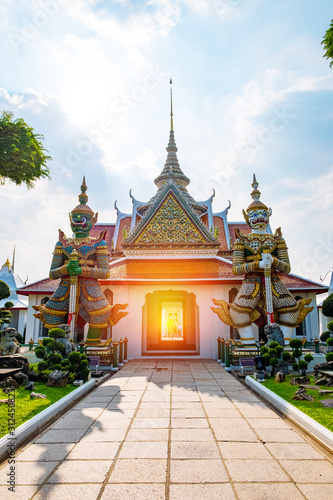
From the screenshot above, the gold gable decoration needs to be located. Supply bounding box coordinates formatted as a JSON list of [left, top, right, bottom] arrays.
[[135, 194, 207, 245]]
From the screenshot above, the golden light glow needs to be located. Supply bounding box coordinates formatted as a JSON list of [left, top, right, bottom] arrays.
[[161, 302, 183, 341]]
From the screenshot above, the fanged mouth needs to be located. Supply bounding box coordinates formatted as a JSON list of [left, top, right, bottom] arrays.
[[252, 218, 267, 225], [73, 221, 87, 228]]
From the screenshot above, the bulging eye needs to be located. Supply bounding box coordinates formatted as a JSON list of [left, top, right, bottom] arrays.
[[82, 218, 86, 223]]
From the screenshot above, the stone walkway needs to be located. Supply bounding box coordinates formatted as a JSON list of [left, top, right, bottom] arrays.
[[1, 359, 333, 499]]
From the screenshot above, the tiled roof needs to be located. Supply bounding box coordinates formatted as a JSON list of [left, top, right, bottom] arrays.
[[228, 223, 251, 246], [18, 278, 60, 295], [91, 224, 115, 253], [18, 259, 328, 294], [214, 216, 229, 251], [115, 217, 131, 252], [107, 258, 235, 281]]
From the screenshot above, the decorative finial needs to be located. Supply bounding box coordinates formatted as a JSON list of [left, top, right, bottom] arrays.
[[170, 78, 173, 131], [4, 258, 11, 269], [244, 174, 269, 213], [79, 176, 88, 205]]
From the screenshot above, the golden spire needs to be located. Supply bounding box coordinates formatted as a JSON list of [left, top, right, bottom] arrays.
[[170, 78, 173, 131]]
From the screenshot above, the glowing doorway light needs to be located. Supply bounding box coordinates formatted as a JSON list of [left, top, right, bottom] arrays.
[[161, 302, 183, 341]]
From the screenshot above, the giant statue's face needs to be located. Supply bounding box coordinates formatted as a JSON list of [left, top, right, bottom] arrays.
[[70, 212, 93, 237], [247, 209, 270, 231]]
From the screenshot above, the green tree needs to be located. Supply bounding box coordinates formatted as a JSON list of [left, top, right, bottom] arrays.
[[0, 280, 13, 329], [322, 19, 333, 68], [322, 293, 333, 319], [0, 110, 51, 188]]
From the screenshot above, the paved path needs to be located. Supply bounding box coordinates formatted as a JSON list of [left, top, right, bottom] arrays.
[[1, 359, 333, 499]]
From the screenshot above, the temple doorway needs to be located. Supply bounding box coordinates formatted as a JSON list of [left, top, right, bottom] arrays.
[[142, 290, 199, 354]]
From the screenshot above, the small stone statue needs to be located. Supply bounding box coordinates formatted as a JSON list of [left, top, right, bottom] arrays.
[[264, 322, 285, 348], [0, 328, 20, 355]]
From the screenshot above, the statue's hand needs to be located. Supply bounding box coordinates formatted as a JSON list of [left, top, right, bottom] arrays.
[[259, 253, 273, 269], [66, 260, 82, 276]]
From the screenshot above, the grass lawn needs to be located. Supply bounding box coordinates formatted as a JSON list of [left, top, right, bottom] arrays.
[[0, 382, 77, 439], [262, 375, 333, 432]]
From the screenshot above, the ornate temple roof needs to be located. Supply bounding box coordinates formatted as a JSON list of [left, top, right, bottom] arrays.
[[0, 259, 28, 309], [136, 82, 206, 219]]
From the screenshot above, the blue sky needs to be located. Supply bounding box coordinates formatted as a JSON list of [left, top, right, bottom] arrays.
[[0, 0, 332, 286]]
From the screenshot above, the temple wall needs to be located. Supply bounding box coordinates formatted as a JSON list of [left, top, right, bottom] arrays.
[[103, 283, 235, 359]]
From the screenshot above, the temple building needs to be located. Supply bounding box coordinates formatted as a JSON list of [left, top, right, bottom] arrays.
[[0, 259, 28, 336], [18, 98, 328, 356]]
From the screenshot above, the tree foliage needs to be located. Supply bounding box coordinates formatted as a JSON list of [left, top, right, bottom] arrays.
[[322, 19, 333, 68], [0, 280, 13, 328], [322, 293, 333, 318], [0, 110, 51, 188]]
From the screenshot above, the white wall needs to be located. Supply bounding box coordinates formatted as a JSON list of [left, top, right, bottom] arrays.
[[103, 283, 234, 359]]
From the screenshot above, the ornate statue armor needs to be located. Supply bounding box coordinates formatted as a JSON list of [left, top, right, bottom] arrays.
[[34, 178, 128, 344], [212, 175, 313, 344]]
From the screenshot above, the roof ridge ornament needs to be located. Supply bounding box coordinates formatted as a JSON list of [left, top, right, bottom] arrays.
[[170, 78, 173, 131]]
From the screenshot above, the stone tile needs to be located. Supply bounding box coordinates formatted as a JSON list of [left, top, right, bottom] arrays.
[[172, 408, 205, 418], [226, 459, 289, 482], [83, 396, 113, 402], [17, 443, 74, 462], [126, 428, 169, 441], [171, 441, 220, 459], [0, 461, 58, 485], [239, 409, 280, 419], [48, 460, 110, 483], [209, 417, 251, 429], [298, 484, 333, 499], [172, 394, 200, 401], [247, 418, 291, 429], [102, 483, 165, 500], [279, 459, 333, 483], [234, 483, 305, 500], [139, 401, 171, 409], [101, 408, 136, 418], [204, 408, 241, 418], [171, 428, 214, 442], [170, 459, 228, 483], [141, 392, 170, 402], [214, 427, 259, 442], [171, 401, 202, 409], [51, 415, 94, 430], [81, 427, 126, 442], [106, 401, 139, 410], [136, 407, 170, 418], [72, 408, 104, 418], [0, 485, 38, 499], [219, 442, 272, 459], [131, 417, 169, 428], [171, 417, 209, 428], [34, 428, 87, 443], [73, 401, 109, 410], [109, 459, 167, 483], [266, 442, 326, 460], [34, 483, 102, 500], [92, 417, 132, 429], [119, 441, 168, 458], [65, 441, 120, 460], [202, 400, 235, 409], [233, 401, 267, 410], [254, 429, 305, 443], [169, 484, 236, 500]]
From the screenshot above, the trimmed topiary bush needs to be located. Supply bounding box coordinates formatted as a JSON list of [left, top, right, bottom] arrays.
[[35, 346, 46, 359], [320, 331, 331, 342], [322, 293, 333, 318], [48, 328, 66, 339], [37, 361, 48, 372], [326, 352, 333, 362], [50, 364, 63, 371]]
